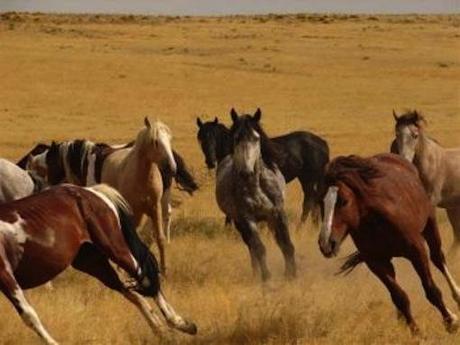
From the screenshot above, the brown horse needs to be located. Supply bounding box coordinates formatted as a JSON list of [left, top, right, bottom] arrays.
[[318, 153, 460, 334], [0, 184, 196, 344]]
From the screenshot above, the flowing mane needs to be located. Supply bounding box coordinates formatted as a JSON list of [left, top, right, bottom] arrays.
[[325, 155, 382, 196], [135, 119, 172, 150]]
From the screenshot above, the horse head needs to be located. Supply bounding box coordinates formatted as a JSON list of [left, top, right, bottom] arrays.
[[393, 110, 426, 162], [139, 117, 177, 174], [196, 116, 220, 169]]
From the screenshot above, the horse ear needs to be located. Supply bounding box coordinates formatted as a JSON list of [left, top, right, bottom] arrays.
[[213, 117, 219, 124], [392, 109, 399, 122], [254, 108, 262, 122], [196, 117, 203, 128], [230, 108, 238, 123], [144, 117, 151, 129], [414, 111, 426, 127]]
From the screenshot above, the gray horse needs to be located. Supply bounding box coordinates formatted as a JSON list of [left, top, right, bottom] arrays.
[[0, 158, 45, 203], [215, 108, 296, 281], [392, 110, 460, 250]]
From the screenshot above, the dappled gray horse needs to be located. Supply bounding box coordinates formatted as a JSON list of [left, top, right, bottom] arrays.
[[392, 110, 460, 250], [215, 108, 296, 281], [0, 158, 45, 203]]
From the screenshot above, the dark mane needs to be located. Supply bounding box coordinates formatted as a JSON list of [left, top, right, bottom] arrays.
[[395, 110, 426, 128], [325, 155, 383, 196], [230, 115, 285, 171], [16, 143, 50, 169]]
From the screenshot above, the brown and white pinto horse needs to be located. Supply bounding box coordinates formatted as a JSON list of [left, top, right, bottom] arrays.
[[318, 153, 460, 334], [0, 184, 196, 344]]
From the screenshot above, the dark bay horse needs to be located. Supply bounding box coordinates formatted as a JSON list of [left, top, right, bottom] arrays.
[[0, 184, 196, 344], [391, 110, 460, 252], [319, 153, 460, 334], [215, 109, 296, 281], [197, 108, 329, 227]]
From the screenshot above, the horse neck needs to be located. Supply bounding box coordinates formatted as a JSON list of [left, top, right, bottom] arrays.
[[216, 126, 232, 163], [128, 142, 161, 177], [414, 132, 445, 188]]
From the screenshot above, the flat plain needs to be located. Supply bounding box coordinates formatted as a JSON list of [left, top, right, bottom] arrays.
[[0, 12, 459, 344]]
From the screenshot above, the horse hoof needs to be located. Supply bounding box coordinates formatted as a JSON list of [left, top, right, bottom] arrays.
[[445, 316, 459, 333], [179, 320, 198, 335]]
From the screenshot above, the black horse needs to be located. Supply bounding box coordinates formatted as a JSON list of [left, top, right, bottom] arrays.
[[197, 108, 329, 226]]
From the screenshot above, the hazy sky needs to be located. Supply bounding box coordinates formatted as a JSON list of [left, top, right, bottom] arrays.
[[0, 0, 459, 15]]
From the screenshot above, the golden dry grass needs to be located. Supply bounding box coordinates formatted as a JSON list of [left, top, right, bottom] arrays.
[[0, 12, 459, 344]]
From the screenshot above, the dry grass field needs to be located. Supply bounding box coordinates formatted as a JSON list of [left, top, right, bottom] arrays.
[[0, 12, 459, 344]]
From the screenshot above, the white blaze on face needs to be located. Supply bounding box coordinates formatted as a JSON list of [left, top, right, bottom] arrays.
[[233, 129, 260, 174], [319, 186, 338, 253], [396, 126, 417, 162], [158, 129, 177, 174]]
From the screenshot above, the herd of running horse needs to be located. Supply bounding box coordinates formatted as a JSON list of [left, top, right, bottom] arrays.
[[0, 109, 459, 343]]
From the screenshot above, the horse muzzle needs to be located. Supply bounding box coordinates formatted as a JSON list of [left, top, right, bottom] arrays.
[[318, 237, 339, 258]]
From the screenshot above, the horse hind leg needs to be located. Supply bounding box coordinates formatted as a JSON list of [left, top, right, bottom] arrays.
[[423, 214, 460, 308], [0, 266, 58, 344], [234, 219, 270, 281], [366, 259, 419, 334], [410, 241, 459, 333], [269, 211, 296, 279], [71, 243, 166, 335]]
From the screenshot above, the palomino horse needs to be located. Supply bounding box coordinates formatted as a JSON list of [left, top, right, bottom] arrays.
[[215, 109, 296, 281], [20, 141, 198, 244], [0, 158, 46, 203], [391, 110, 460, 251], [0, 184, 196, 345], [197, 108, 329, 227], [27, 118, 176, 274], [319, 153, 460, 334]]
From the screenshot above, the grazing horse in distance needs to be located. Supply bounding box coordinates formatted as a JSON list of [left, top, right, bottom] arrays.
[[319, 153, 460, 334], [215, 108, 296, 281], [391, 110, 460, 251], [196, 109, 329, 227], [0, 158, 46, 203], [0, 183, 196, 345], [27, 118, 177, 275]]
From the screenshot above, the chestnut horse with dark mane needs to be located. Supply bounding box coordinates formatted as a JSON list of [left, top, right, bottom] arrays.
[[318, 153, 460, 334], [0, 184, 196, 344]]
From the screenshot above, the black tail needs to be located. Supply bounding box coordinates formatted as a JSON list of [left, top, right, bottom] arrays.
[[173, 151, 199, 195], [336, 251, 364, 276], [116, 203, 161, 296], [308, 142, 330, 226]]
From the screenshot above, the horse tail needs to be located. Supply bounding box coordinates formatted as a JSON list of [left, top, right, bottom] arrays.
[[173, 151, 199, 195], [336, 251, 364, 276], [89, 184, 161, 297]]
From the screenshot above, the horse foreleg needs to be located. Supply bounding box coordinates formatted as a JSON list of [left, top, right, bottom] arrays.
[[147, 201, 166, 276], [234, 219, 270, 281], [410, 243, 459, 333], [423, 213, 460, 308], [366, 259, 418, 334], [154, 290, 197, 334], [161, 188, 172, 244], [0, 268, 58, 345], [447, 207, 460, 255], [71, 244, 166, 334], [268, 211, 296, 279]]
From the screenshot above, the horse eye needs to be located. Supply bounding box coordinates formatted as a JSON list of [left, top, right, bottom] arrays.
[[336, 196, 348, 208]]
